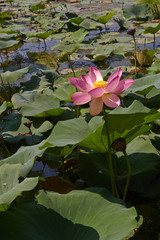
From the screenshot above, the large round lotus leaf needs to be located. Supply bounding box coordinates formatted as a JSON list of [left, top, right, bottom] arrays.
[[0, 40, 20, 50], [43, 101, 160, 153], [0, 101, 8, 116], [123, 4, 149, 20], [20, 94, 67, 117], [122, 73, 160, 96], [0, 140, 46, 178], [0, 188, 142, 240], [2, 113, 53, 144], [0, 164, 38, 211], [1, 67, 30, 85]]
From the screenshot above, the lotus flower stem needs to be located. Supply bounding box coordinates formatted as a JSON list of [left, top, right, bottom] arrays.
[[68, 55, 75, 77], [68, 56, 80, 118], [29, 128, 36, 145], [43, 39, 47, 51], [8, 83, 12, 101], [24, 122, 36, 145], [5, 51, 9, 65], [0, 53, 3, 63], [144, 94, 147, 107], [123, 150, 131, 201], [153, 34, 156, 49], [0, 74, 9, 100], [3, 143, 10, 156], [103, 107, 118, 197], [133, 35, 137, 74]]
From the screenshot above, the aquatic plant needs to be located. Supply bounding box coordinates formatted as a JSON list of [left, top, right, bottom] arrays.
[[139, 0, 160, 19], [69, 67, 134, 116]]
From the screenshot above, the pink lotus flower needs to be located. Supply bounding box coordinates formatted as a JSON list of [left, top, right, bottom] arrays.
[[69, 67, 134, 116]]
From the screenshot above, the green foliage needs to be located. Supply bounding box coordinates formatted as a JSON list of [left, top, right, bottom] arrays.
[[139, 0, 160, 19], [0, 189, 142, 239], [28, 31, 54, 40], [0, 164, 39, 211], [123, 4, 150, 20], [98, 11, 117, 24], [1, 67, 30, 85], [144, 22, 160, 34], [29, 2, 46, 12], [1, 1, 160, 238], [0, 142, 46, 178], [0, 40, 20, 50]]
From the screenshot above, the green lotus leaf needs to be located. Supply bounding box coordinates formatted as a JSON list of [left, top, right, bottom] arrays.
[[147, 59, 160, 74], [93, 54, 107, 61], [0, 164, 39, 211], [51, 43, 79, 55], [0, 39, 20, 50], [0, 101, 8, 116], [0, 33, 19, 40], [114, 17, 131, 30], [0, 141, 46, 178], [80, 19, 99, 30], [2, 113, 53, 145], [20, 94, 68, 117], [116, 136, 160, 197], [20, 69, 58, 92], [28, 31, 54, 40], [79, 151, 110, 188], [122, 73, 160, 96], [0, 28, 17, 34], [41, 101, 160, 153], [79, 136, 160, 197], [144, 22, 160, 35], [149, 132, 160, 152], [92, 44, 115, 55], [64, 29, 88, 43], [70, 17, 84, 25], [53, 84, 75, 101], [0, 11, 11, 20], [0, 187, 142, 239], [29, 2, 46, 12], [44, 117, 91, 147], [123, 4, 150, 20], [1, 67, 30, 85], [98, 11, 117, 24]]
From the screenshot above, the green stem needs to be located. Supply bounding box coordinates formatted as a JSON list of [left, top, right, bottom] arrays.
[[144, 94, 147, 107], [153, 34, 156, 49], [3, 143, 10, 156], [76, 105, 80, 118], [0, 52, 3, 63], [68, 55, 80, 118], [0, 74, 9, 100], [103, 107, 118, 197], [5, 51, 9, 65], [123, 150, 131, 201], [29, 127, 36, 145], [43, 39, 47, 51], [133, 35, 137, 74], [8, 83, 12, 101], [68, 55, 75, 77]]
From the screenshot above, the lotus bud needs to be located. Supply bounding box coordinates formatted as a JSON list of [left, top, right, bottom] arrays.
[[111, 138, 126, 152], [24, 121, 33, 129], [127, 28, 136, 36]]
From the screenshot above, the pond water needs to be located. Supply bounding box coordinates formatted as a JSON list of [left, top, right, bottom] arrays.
[[1, 0, 160, 76]]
